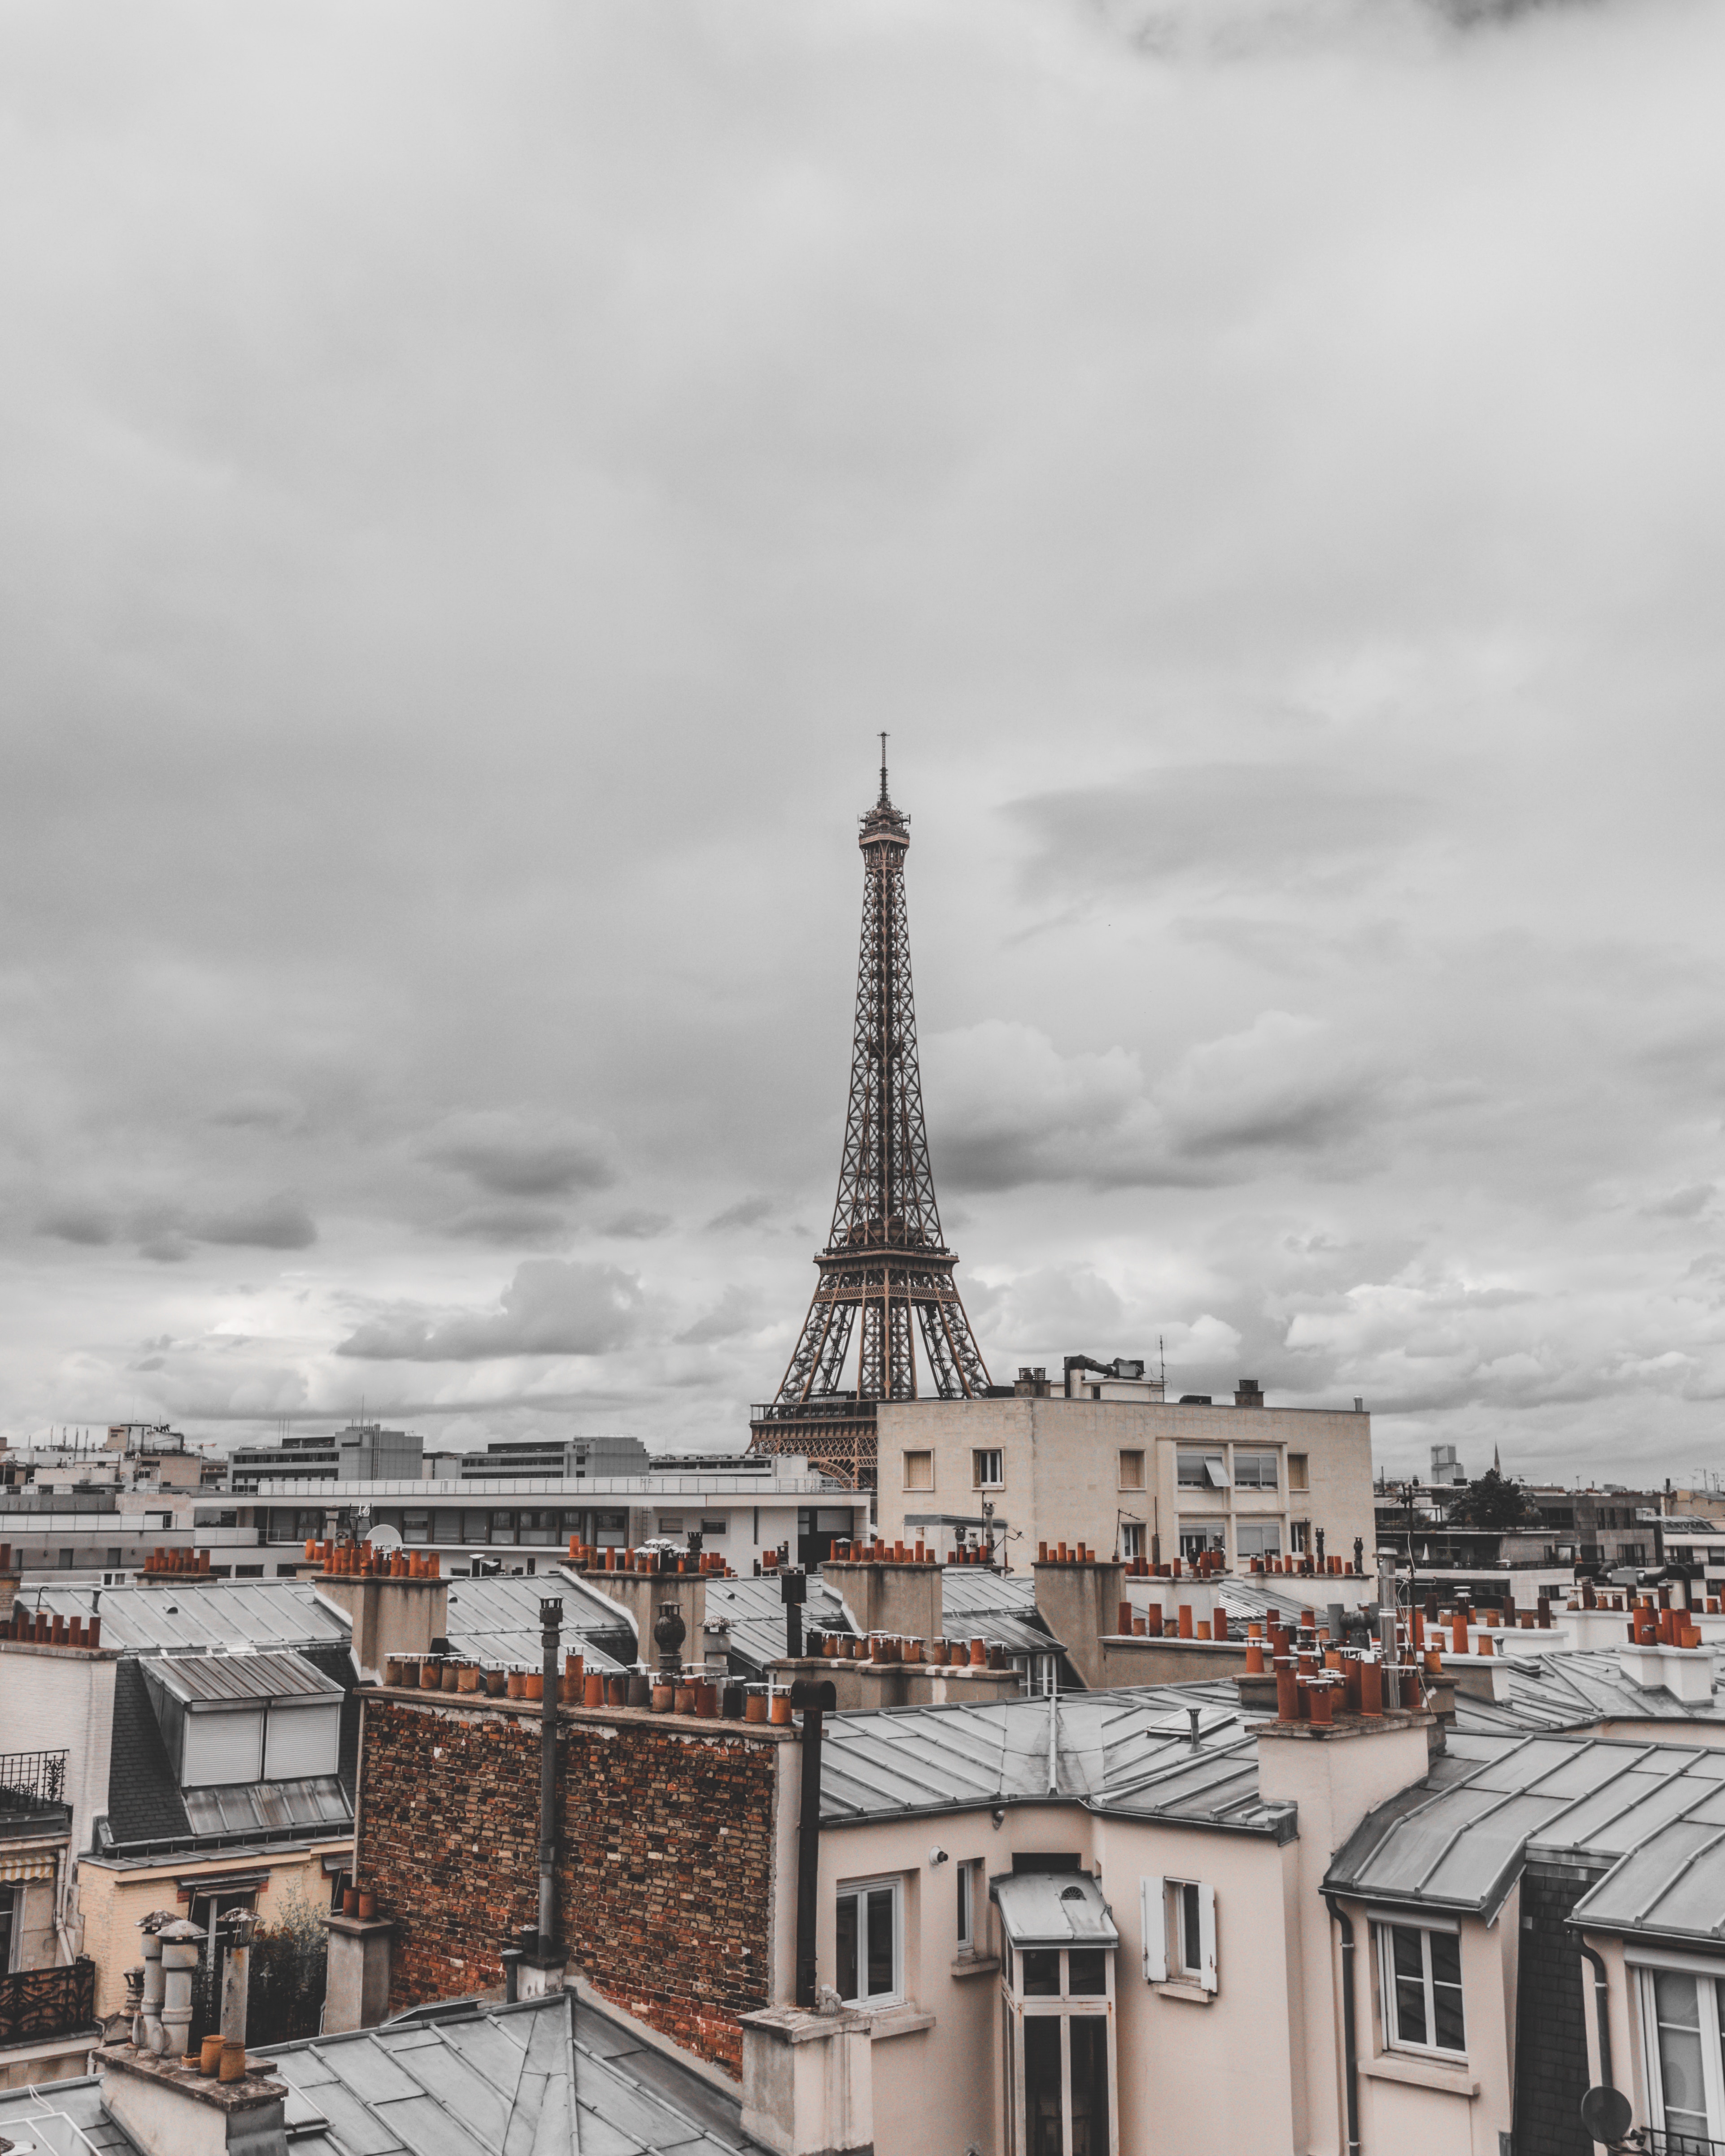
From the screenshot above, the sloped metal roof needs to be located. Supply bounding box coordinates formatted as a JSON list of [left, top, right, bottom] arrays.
[[1447, 1648, 1725, 1734], [820, 1688, 1292, 1836], [1326, 1732, 1725, 1917], [144, 1648, 343, 1707], [441, 1569, 633, 1674], [938, 1569, 1042, 1618], [183, 1774, 352, 1837], [0, 1992, 766, 2156], [1569, 1816, 1725, 1943], [993, 1871, 1119, 1948], [35, 1580, 351, 1655]]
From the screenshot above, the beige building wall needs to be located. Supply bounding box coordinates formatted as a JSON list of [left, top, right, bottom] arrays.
[[814, 1795, 1305, 2156], [78, 1840, 352, 2016], [0, 1642, 118, 1962], [875, 1395, 1373, 1576]]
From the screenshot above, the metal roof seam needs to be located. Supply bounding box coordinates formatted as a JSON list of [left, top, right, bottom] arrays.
[[1630, 1822, 1725, 1927]]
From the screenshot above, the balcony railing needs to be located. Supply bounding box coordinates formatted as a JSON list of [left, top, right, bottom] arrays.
[[0, 1959, 96, 2049], [0, 1752, 68, 1809], [1649, 2129, 1725, 2155]]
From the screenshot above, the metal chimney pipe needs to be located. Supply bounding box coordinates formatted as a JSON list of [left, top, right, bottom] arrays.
[[219, 1909, 255, 2053], [790, 1677, 837, 2009], [537, 1597, 562, 1956]]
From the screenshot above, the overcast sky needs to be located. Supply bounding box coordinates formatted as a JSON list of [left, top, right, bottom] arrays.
[[3, 0, 1722, 1487]]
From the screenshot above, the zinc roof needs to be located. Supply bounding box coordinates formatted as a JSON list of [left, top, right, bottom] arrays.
[[1327, 1732, 1725, 1917], [993, 1871, 1120, 1948], [1448, 1649, 1725, 1735], [35, 1579, 351, 1655], [820, 1689, 1292, 1836], [144, 1647, 343, 1707], [0, 1991, 765, 2156], [442, 1570, 633, 1674]]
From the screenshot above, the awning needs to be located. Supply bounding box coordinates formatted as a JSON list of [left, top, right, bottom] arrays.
[[0, 1852, 57, 1882]]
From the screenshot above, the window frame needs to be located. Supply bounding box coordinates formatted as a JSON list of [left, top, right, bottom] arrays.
[[1176, 1451, 1228, 1491], [1287, 1452, 1310, 1492], [957, 1860, 975, 1952], [1117, 1450, 1145, 1492], [973, 1449, 1005, 1490], [903, 1450, 934, 1492], [1139, 1876, 1217, 1995], [1120, 1523, 1144, 1562], [1634, 1956, 1725, 2146], [1374, 1918, 1466, 2061], [1232, 1450, 1279, 1491], [834, 1874, 905, 2009]]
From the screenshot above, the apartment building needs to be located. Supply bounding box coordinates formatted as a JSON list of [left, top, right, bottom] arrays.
[[875, 1373, 1372, 1577], [249, 1459, 866, 1575]]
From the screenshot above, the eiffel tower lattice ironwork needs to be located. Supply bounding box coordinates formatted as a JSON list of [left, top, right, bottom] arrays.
[[750, 746, 990, 1488]]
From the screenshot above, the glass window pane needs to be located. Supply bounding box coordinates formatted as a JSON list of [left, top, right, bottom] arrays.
[[1068, 1950, 1106, 1997], [1024, 2016, 1063, 2156], [866, 1888, 895, 1999], [1022, 1950, 1060, 1997], [1180, 1884, 1201, 1974], [1428, 1931, 1464, 2052], [836, 1895, 858, 2003], [1428, 1932, 1461, 1989], [1657, 1972, 1708, 2135], [1390, 1927, 1428, 2047], [1002, 2002, 1016, 2156], [957, 1866, 971, 1947], [1069, 2018, 1109, 2156]]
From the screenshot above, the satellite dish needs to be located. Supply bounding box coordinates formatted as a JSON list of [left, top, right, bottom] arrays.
[[1578, 2086, 1632, 2144], [366, 1523, 403, 1552]]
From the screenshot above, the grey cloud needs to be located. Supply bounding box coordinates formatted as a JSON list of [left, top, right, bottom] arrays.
[[926, 1014, 1395, 1194], [189, 1195, 318, 1250], [1007, 765, 1429, 905], [440, 1202, 570, 1247], [337, 1259, 644, 1362], [675, 1285, 760, 1347], [603, 1210, 673, 1240], [423, 1114, 620, 1200], [707, 1195, 776, 1231], [37, 1206, 116, 1246]]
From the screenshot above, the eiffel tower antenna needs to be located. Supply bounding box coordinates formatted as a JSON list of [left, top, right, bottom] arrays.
[[749, 755, 990, 1488]]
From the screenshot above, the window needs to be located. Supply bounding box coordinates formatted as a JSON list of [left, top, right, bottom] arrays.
[[1233, 1451, 1278, 1490], [1639, 1966, 1725, 2146], [1179, 1524, 1225, 1560], [0, 1884, 15, 1974], [1176, 1452, 1228, 1490], [58, 1548, 74, 1568], [1236, 1521, 1281, 1558], [700, 1519, 727, 1537], [974, 1450, 1005, 1489], [106, 1547, 121, 1568], [1121, 1523, 1144, 1561], [657, 1517, 683, 1535], [958, 1862, 976, 1951], [1376, 1922, 1465, 2057], [1287, 1453, 1310, 1492], [1141, 1877, 1216, 1993], [835, 1878, 901, 2005], [1290, 1520, 1311, 1554], [904, 1451, 934, 1491], [1118, 1450, 1145, 1491]]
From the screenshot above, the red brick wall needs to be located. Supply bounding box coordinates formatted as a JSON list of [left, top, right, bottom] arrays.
[[357, 1698, 781, 2075]]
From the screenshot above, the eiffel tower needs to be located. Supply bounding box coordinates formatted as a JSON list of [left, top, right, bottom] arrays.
[[749, 745, 991, 1488]]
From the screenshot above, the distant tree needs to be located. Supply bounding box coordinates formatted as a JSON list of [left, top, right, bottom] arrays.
[[1446, 1468, 1533, 1532]]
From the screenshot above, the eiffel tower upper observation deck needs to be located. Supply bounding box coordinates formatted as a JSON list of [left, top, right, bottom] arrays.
[[749, 748, 991, 1488]]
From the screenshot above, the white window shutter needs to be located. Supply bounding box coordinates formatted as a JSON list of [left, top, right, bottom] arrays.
[[1141, 1878, 1167, 1982], [1198, 1882, 1218, 1994]]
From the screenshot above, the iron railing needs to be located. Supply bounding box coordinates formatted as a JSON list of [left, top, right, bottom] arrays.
[[1649, 2129, 1725, 2155], [0, 1751, 67, 1809], [0, 1959, 96, 2048]]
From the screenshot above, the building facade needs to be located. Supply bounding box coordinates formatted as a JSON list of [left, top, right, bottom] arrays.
[[875, 1385, 1373, 1577]]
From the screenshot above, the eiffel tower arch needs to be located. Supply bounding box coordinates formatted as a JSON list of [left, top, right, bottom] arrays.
[[749, 750, 991, 1488]]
